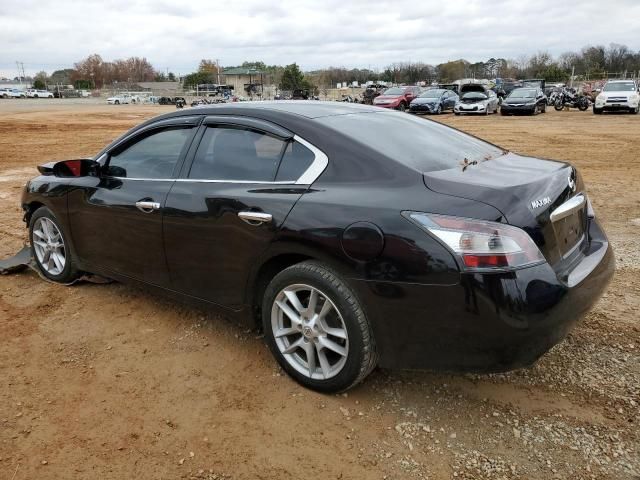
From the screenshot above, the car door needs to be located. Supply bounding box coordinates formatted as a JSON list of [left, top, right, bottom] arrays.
[[67, 116, 201, 286], [443, 91, 453, 109], [163, 116, 324, 308]]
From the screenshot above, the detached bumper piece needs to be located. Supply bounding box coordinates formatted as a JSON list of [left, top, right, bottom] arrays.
[[0, 246, 32, 275]]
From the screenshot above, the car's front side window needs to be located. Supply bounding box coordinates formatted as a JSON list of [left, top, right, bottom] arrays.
[[106, 127, 193, 179]]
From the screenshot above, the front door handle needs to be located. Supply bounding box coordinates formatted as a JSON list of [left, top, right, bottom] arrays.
[[135, 200, 161, 213], [238, 211, 273, 225]]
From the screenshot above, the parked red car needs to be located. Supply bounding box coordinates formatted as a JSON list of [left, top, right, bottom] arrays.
[[372, 86, 422, 111]]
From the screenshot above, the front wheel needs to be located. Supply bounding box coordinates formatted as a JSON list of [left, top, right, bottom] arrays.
[[262, 261, 377, 392], [435, 104, 442, 114], [593, 107, 603, 115], [29, 207, 80, 283], [397, 103, 406, 112], [554, 100, 564, 111]]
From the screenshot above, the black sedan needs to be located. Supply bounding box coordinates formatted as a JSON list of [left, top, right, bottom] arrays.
[[22, 102, 614, 392], [409, 88, 458, 114], [501, 87, 547, 115]]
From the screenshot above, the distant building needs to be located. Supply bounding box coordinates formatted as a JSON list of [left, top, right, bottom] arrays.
[[221, 67, 267, 98]]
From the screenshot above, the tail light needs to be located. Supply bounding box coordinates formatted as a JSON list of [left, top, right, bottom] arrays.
[[403, 212, 544, 270]]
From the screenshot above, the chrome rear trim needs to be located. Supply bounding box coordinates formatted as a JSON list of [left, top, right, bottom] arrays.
[[550, 194, 585, 222]]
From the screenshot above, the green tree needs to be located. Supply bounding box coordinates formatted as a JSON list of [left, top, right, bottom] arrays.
[[74, 79, 91, 89], [538, 64, 569, 82], [33, 78, 46, 89], [280, 63, 313, 91]]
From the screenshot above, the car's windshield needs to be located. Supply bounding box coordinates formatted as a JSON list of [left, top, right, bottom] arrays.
[[419, 90, 443, 98], [383, 87, 405, 95], [507, 89, 536, 99], [317, 112, 504, 173], [603, 82, 636, 92]]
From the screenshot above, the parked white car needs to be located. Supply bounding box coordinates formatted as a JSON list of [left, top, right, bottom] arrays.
[[454, 85, 499, 115], [26, 89, 54, 98], [593, 80, 639, 114], [0, 88, 26, 98], [107, 93, 140, 105]]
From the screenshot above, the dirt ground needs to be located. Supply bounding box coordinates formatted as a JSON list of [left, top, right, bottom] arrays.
[[0, 100, 638, 480]]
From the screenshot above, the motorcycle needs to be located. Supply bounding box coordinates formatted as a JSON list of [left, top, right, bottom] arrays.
[[554, 87, 589, 111]]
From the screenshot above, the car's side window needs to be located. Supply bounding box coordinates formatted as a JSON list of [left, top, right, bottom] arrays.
[[275, 140, 315, 182], [189, 126, 287, 182], [106, 127, 193, 179]]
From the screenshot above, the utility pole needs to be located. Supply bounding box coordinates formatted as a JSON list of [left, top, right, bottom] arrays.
[[570, 66, 575, 88], [216, 59, 221, 85], [16, 61, 25, 87]]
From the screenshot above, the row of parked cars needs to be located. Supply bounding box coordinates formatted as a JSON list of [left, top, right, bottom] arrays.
[[371, 79, 639, 116], [0, 88, 54, 99]]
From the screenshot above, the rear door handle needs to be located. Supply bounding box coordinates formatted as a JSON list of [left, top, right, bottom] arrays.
[[238, 211, 273, 225], [135, 200, 161, 213]]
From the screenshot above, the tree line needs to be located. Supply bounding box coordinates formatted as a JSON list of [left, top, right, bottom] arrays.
[[30, 43, 640, 91]]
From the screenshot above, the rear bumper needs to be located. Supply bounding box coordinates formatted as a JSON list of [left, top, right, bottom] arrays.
[[351, 218, 615, 371]]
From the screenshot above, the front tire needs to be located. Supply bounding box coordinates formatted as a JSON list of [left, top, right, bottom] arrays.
[[554, 99, 564, 111], [397, 102, 406, 112], [262, 261, 377, 392], [29, 207, 80, 283], [593, 107, 603, 114]]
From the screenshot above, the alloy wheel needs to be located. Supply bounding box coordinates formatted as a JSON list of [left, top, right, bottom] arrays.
[[32, 217, 66, 275], [271, 284, 349, 380]]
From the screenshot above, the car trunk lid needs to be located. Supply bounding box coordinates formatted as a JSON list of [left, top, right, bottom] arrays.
[[423, 152, 588, 270]]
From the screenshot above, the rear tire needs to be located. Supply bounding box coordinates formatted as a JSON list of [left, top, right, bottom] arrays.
[[262, 261, 377, 392], [29, 207, 80, 283]]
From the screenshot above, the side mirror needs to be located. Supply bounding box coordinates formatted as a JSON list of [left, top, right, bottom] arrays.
[[52, 159, 100, 178]]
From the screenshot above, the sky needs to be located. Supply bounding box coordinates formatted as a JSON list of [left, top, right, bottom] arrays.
[[2, 0, 640, 77]]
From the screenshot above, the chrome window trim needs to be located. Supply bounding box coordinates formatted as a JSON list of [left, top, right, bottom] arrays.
[[292, 135, 328, 185], [102, 134, 328, 185]]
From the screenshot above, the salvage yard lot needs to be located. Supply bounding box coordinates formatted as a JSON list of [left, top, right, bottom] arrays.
[[0, 101, 638, 479]]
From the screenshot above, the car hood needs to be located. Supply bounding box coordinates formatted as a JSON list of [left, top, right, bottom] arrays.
[[598, 91, 634, 99], [374, 95, 402, 102], [412, 97, 439, 104], [504, 98, 535, 104]]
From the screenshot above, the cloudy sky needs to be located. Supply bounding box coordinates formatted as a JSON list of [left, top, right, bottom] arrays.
[[2, 0, 640, 77]]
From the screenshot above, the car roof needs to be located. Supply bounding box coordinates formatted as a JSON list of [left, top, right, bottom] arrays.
[[168, 101, 382, 119]]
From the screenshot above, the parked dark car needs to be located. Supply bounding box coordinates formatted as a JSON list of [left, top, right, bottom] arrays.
[[22, 102, 614, 392], [362, 84, 386, 105], [372, 86, 421, 111], [158, 96, 186, 105], [501, 87, 548, 115], [409, 88, 458, 114]]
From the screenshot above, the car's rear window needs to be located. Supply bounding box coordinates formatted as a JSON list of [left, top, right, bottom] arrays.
[[316, 112, 504, 172]]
